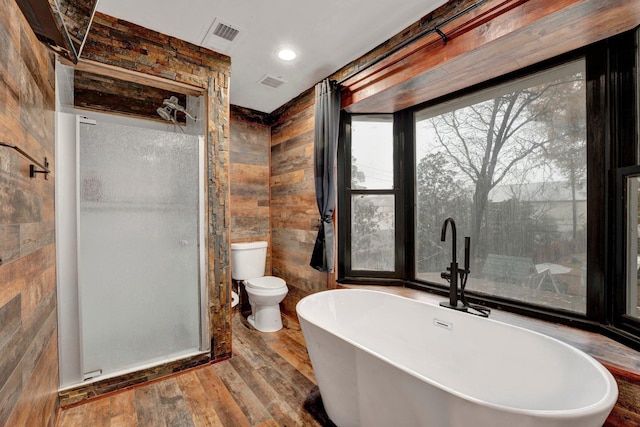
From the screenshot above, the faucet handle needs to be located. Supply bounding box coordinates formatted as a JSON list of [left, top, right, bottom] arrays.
[[441, 271, 452, 282]]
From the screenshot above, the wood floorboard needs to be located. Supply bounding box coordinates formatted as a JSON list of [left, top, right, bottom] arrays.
[[228, 350, 308, 426], [213, 360, 273, 425], [109, 391, 139, 427], [254, 420, 281, 427], [267, 332, 316, 383], [233, 318, 316, 403], [175, 371, 224, 427], [58, 313, 333, 427], [85, 396, 111, 426], [194, 365, 252, 427], [281, 318, 308, 348], [134, 384, 167, 427], [155, 379, 196, 427], [58, 400, 87, 425]]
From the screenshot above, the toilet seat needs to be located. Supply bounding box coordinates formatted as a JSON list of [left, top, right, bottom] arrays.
[[245, 276, 286, 290]]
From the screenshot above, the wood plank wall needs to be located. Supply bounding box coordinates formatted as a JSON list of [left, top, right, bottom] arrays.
[[0, 0, 59, 425], [230, 106, 272, 311], [230, 106, 271, 248], [269, 93, 329, 316], [80, 12, 233, 361]]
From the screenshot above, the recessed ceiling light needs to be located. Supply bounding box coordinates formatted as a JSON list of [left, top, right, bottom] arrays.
[[276, 48, 297, 61]]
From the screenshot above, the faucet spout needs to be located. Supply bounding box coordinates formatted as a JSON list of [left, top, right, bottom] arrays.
[[438, 218, 489, 317], [441, 217, 457, 268], [440, 217, 463, 310]]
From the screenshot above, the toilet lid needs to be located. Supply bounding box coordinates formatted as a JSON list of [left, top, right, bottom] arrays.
[[245, 276, 286, 290]]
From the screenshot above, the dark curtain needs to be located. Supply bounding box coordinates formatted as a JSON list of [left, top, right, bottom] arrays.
[[310, 79, 341, 272]]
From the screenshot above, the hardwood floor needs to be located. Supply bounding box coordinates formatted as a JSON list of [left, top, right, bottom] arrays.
[[57, 314, 335, 427]]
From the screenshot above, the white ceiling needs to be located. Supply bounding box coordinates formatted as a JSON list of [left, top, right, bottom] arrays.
[[96, 0, 447, 113]]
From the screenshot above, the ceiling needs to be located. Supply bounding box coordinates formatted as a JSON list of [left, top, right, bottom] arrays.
[[96, 0, 448, 114]]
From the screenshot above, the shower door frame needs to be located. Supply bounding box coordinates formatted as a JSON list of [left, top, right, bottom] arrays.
[[75, 114, 209, 382]]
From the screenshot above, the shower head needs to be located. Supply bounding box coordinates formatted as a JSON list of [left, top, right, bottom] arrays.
[[163, 96, 196, 121], [163, 96, 181, 110], [157, 106, 174, 122]]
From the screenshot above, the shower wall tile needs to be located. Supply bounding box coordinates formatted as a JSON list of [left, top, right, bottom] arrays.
[[82, 13, 230, 90], [0, 0, 58, 426]]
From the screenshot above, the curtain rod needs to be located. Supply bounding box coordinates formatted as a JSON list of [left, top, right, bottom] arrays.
[[337, 0, 488, 85], [0, 142, 50, 179]]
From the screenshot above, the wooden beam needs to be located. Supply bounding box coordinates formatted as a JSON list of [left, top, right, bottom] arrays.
[[342, 0, 640, 113], [76, 59, 204, 96]]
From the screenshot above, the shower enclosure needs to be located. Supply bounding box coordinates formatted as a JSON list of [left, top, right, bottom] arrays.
[[56, 113, 207, 387]]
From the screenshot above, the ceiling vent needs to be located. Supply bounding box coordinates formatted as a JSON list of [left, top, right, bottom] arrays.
[[201, 18, 243, 54], [212, 22, 239, 42], [258, 74, 287, 89]]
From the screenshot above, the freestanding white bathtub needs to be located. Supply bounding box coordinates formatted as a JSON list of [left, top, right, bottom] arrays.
[[296, 289, 618, 427]]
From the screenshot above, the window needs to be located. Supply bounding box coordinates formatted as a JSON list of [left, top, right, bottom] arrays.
[[342, 115, 398, 274], [338, 29, 640, 349], [414, 60, 587, 314], [622, 172, 640, 321], [616, 166, 640, 338]]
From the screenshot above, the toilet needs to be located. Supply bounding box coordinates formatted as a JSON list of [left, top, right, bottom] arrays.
[[230, 241, 288, 332]]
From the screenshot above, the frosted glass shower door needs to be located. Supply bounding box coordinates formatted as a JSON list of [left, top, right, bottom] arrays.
[[78, 120, 202, 379]]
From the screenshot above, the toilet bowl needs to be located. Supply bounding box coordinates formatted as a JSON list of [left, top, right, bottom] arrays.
[[230, 241, 289, 332], [244, 276, 288, 332]]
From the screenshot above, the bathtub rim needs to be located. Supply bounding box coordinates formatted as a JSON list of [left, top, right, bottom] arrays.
[[296, 288, 619, 420]]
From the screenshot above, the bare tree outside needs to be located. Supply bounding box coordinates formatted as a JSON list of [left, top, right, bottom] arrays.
[[540, 82, 587, 240], [415, 60, 587, 312], [416, 152, 471, 272], [424, 72, 582, 259]]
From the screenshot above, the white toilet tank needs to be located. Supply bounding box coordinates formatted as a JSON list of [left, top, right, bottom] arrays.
[[231, 241, 268, 280]]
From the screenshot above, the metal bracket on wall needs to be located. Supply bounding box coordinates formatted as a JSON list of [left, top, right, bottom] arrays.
[[435, 27, 447, 45], [0, 142, 50, 179]]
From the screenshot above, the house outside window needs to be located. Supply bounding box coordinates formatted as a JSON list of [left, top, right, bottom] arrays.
[[414, 60, 587, 314]]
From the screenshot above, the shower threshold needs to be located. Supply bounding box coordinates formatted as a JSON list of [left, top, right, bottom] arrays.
[[58, 350, 211, 407]]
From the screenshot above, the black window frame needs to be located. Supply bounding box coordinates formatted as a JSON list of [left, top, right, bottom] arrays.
[[337, 28, 640, 350], [338, 112, 405, 282], [615, 166, 640, 343]]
